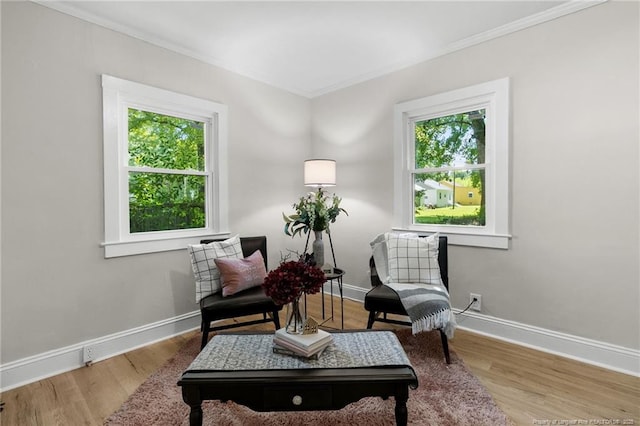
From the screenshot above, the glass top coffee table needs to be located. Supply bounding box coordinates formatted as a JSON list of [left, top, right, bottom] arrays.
[[178, 330, 418, 426]]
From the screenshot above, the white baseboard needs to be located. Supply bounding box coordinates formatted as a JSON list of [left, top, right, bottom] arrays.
[[453, 310, 640, 377], [0, 286, 369, 392], [345, 283, 639, 377], [2, 286, 638, 392], [0, 311, 201, 392], [333, 284, 370, 302]]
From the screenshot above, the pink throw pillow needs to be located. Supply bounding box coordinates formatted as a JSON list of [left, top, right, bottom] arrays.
[[215, 250, 267, 297]]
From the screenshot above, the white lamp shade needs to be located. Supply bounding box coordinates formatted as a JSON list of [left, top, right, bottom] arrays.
[[304, 159, 336, 187]]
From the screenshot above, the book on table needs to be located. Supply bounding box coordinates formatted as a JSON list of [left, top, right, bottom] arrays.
[[272, 343, 328, 360], [273, 328, 333, 357], [272, 337, 331, 358]]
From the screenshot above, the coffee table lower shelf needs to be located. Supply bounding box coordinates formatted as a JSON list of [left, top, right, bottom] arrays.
[[179, 366, 417, 426]]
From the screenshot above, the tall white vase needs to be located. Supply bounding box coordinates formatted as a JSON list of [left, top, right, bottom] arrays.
[[312, 231, 324, 268]]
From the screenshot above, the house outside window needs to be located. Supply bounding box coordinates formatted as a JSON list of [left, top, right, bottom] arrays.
[[102, 75, 229, 257], [393, 78, 510, 249]]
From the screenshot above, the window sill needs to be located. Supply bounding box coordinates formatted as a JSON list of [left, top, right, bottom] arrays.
[[391, 227, 510, 249], [101, 232, 231, 258]]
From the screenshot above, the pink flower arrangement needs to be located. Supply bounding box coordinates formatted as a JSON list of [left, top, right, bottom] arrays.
[[262, 259, 325, 305]]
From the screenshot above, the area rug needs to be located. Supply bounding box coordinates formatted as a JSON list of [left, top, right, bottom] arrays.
[[105, 329, 511, 425]]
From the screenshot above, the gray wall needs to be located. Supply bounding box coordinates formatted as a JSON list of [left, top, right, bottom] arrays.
[[310, 1, 639, 349], [1, 0, 638, 368], [1, 2, 311, 362]]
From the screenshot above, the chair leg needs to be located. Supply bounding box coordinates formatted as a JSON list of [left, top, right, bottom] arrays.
[[439, 329, 451, 364], [366, 311, 377, 329], [201, 321, 211, 350], [272, 310, 281, 329]]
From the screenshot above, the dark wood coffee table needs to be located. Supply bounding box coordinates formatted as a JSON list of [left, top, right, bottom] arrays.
[[178, 331, 418, 426]]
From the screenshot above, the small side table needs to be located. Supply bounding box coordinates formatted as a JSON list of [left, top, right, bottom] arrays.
[[320, 268, 345, 329]]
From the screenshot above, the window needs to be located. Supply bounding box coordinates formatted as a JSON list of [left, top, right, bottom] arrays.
[[393, 78, 510, 249], [102, 75, 229, 257]]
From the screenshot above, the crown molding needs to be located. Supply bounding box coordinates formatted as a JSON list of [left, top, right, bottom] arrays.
[[307, 0, 607, 98], [31, 0, 607, 99]]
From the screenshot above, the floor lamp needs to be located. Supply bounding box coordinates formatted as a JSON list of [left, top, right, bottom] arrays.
[[303, 159, 338, 269]]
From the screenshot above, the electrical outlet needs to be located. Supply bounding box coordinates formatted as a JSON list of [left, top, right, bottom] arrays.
[[83, 345, 95, 365], [469, 293, 482, 312]]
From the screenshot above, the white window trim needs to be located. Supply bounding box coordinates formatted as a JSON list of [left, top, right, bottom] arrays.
[[393, 78, 511, 249], [101, 75, 229, 257]]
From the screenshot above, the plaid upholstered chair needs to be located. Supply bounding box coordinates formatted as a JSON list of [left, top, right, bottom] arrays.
[[364, 234, 451, 364]]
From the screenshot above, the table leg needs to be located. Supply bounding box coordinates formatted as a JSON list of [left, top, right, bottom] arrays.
[[188, 403, 203, 426], [182, 386, 203, 426], [394, 387, 409, 426], [330, 278, 334, 319], [321, 281, 325, 319], [338, 276, 344, 329]]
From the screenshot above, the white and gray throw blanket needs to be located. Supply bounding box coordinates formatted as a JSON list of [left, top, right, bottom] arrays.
[[371, 232, 457, 339], [386, 282, 456, 339]]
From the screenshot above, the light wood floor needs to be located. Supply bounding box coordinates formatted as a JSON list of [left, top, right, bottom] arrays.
[[1, 296, 638, 426]]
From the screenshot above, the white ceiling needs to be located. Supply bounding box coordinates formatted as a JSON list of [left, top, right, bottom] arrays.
[[39, 1, 602, 98]]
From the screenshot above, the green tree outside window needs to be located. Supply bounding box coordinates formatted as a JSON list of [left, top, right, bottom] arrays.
[[127, 109, 207, 233]]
